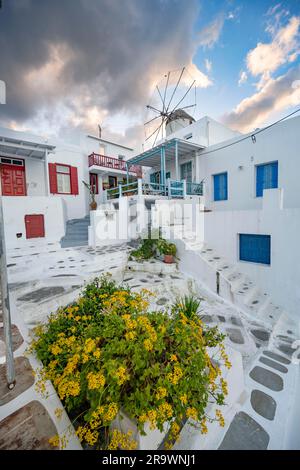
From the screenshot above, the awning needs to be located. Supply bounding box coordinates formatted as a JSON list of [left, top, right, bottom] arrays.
[[127, 138, 205, 168], [0, 134, 55, 160]]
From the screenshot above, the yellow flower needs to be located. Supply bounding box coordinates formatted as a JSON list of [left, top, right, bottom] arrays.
[[103, 403, 118, 423], [86, 371, 105, 390], [180, 394, 187, 405], [186, 407, 198, 420], [158, 402, 173, 419], [54, 408, 63, 420], [200, 417, 208, 434], [50, 343, 62, 356], [216, 409, 225, 427], [125, 331, 136, 341], [144, 339, 153, 351], [84, 338, 96, 354], [167, 364, 183, 385], [156, 387, 168, 400], [49, 435, 60, 448], [93, 349, 101, 359], [147, 410, 157, 430], [57, 374, 81, 400], [108, 430, 137, 450], [84, 429, 99, 446], [170, 354, 178, 362], [82, 353, 89, 364], [115, 366, 129, 386]]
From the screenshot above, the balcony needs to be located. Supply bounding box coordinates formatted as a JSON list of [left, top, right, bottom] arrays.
[[88, 153, 142, 176]]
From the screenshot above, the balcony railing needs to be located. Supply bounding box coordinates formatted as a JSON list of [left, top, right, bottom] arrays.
[[88, 153, 141, 176]]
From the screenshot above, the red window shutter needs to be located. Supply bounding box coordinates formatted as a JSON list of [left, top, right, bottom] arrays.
[[48, 163, 58, 194], [70, 166, 79, 195]]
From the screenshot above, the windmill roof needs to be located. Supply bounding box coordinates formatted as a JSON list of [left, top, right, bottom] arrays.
[[166, 108, 195, 125]]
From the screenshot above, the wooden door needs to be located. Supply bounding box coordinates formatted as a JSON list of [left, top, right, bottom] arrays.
[[1, 164, 26, 196], [25, 214, 45, 239]]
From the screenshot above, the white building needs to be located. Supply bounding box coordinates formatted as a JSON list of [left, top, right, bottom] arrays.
[[0, 126, 141, 249], [124, 112, 300, 321], [1, 111, 300, 320]]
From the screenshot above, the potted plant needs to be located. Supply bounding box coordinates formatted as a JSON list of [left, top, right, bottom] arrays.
[[31, 275, 230, 450], [158, 240, 177, 264], [82, 180, 97, 210]]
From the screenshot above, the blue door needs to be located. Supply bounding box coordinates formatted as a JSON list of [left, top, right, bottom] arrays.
[[256, 161, 278, 197], [239, 234, 271, 265]]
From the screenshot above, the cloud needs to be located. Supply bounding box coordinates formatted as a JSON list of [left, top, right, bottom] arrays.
[[198, 14, 225, 49], [238, 70, 248, 86], [223, 65, 300, 132], [246, 15, 300, 86], [0, 0, 210, 144], [205, 59, 212, 73]]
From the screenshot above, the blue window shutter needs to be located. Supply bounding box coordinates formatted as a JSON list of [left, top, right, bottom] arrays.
[[214, 172, 227, 201], [256, 162, 278, 197], [239, 234, 271, 265]]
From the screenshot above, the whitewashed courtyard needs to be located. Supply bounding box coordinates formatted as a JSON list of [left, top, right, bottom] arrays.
[[1, 240, 299, 450]]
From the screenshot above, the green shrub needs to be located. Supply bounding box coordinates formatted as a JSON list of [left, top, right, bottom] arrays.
[[31, 275, 231, 450]]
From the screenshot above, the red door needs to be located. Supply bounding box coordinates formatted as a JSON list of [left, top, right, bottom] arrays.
[[1, 164, 26, 196], [25, 215, 45, 239]]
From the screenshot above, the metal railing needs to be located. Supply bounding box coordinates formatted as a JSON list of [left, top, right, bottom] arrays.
[[105, 178, 204, 200], [186, 181, 204, 196], [168, 179, 184, 198], [142, 181, 166, 196], [106, 181, 139, 199], [88, 153, 141, 175]]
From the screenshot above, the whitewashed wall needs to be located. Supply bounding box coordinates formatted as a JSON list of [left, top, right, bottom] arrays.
[[198, 116, 300, 211], [25, 158, 47, 196], [202, 189, 300, 319], [2, 196, 65, 249]]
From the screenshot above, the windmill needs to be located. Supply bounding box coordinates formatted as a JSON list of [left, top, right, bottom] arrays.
[[144, 67, 197, 148]]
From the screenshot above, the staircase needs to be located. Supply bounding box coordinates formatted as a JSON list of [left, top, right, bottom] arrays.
[[60, 215, 90, 248], [171, 227, 292, 330]]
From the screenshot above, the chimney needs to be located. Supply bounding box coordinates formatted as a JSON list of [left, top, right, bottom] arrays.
[[98, 124, 102, 138]]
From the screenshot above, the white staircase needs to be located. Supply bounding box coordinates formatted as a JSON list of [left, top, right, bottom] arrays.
[[171, 227, 288, 330]]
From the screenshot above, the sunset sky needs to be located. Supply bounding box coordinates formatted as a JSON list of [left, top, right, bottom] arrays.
[[0, 0, 299, 150]]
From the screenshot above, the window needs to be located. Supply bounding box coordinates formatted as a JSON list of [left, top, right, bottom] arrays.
[[256, 161, 278, 197], [180, 161, 192, 181], [0, 157, 24, 166], [108, 175, 117, 188], [48, 163, 78, 195], [213, 172, 228, 201], [56, 165, 71, 194], [239, 234, 271, 265]]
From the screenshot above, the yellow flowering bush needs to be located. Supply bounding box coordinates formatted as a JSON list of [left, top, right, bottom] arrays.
[[31, 275, 230, 450]]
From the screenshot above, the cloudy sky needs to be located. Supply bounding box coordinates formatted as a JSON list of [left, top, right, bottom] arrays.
[[0, 0, 299, 151]]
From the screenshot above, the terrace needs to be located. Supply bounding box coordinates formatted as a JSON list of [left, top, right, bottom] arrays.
[[88, 153, 142, 177]]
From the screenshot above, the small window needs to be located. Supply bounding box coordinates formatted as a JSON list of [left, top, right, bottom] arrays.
[[12, 159, 24, 166], [213, 172, 228, 201], [1, 158, 11, 164], [56, 165, 71, 194], [256, 161, 278, 197], [239, 234, 271, 265]]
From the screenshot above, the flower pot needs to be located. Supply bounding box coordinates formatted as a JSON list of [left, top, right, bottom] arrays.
[[90, 201, 97, 211], [164, 254, 174, 264], [111, 410, 169, 450]]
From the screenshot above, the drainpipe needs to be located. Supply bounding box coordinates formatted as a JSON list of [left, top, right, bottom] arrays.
[[0, 198, 15, 389]]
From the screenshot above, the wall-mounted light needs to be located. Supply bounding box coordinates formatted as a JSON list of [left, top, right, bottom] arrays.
[[238, 165, 243, 170], [251, 135, 256, 143]]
